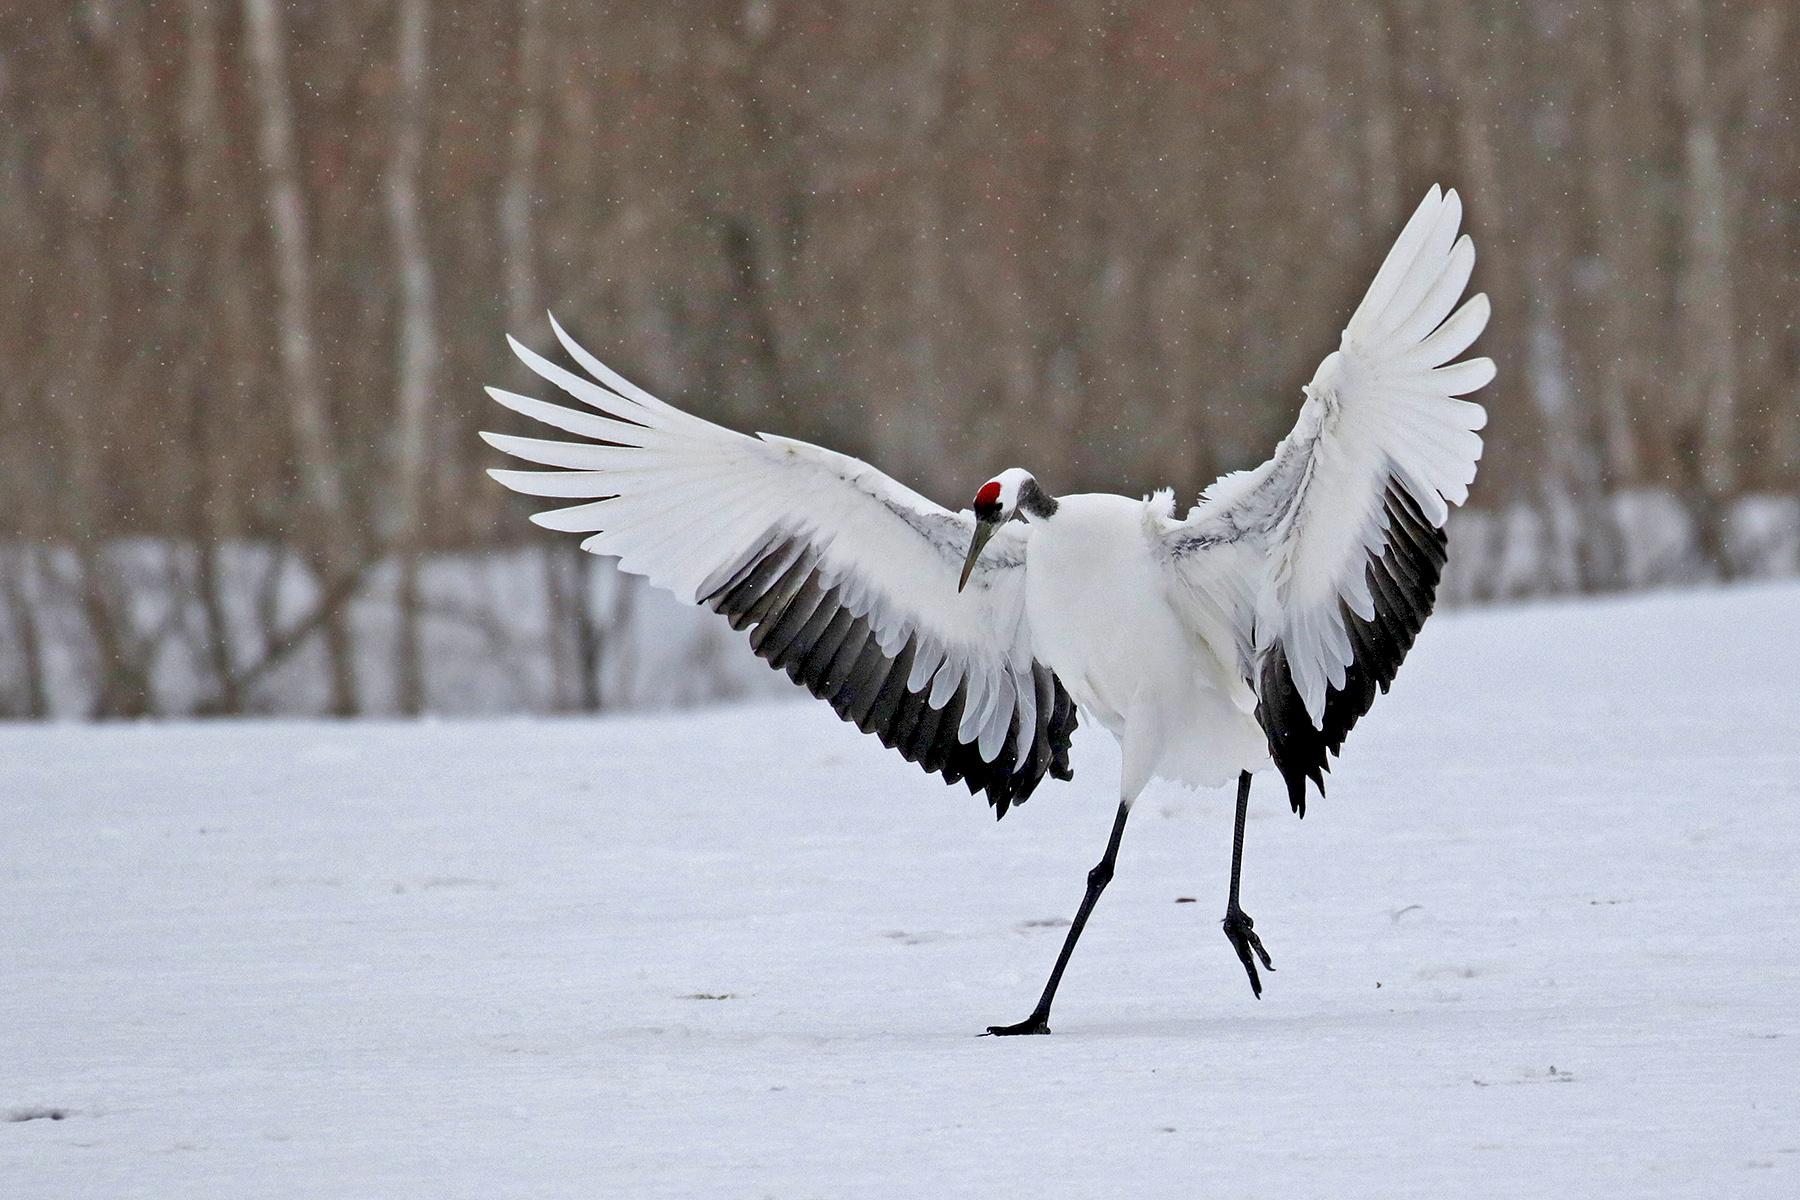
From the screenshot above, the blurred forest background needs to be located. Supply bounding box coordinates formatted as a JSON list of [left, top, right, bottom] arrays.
[[2, 0, 1797, 720]]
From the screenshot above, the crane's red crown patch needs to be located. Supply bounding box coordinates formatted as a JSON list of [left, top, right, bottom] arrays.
[[975, 481, 1002, 507]]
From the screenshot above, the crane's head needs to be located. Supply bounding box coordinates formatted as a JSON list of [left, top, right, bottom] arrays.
[[959, 468, 1057, 592]]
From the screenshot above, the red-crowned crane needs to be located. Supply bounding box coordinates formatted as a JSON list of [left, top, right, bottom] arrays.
[[482, 186, 1493, 1034]]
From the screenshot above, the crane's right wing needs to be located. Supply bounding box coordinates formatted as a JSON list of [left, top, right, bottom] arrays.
[[1160, 186, 1492, 813], [481, 317, 1075, 817]]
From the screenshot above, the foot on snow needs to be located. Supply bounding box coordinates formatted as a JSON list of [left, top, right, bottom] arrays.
[[1222, 904, 1274, 998]]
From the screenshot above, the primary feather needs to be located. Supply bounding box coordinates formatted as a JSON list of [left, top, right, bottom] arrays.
[[482, 316, 1076, 818], [1161, 185, 1492, 812]]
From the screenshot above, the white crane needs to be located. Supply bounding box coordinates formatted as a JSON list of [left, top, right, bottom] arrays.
[[482, 186, 1492, 1035]]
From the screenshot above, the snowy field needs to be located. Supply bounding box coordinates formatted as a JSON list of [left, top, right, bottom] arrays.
[[5, 582, 1798, 1198]]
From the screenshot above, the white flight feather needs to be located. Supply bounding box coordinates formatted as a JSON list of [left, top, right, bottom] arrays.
[[482, 327, 1044, 772], [1164, 186, 1494, 727]]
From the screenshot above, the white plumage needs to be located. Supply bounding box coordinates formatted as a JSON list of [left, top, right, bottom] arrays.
[[485, 327, 1047, 773], [483, 186, 1493, 1032]]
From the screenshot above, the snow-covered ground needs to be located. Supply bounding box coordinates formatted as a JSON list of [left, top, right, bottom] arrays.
[[5, 582, 1798, 1197]]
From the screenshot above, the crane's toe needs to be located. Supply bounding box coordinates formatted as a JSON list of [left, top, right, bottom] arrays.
[[1221, 905, 1275, 998], [984, 1015, 1052, 1036]]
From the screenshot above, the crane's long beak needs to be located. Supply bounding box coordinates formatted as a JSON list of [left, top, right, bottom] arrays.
[[959, 520, 998, 592]]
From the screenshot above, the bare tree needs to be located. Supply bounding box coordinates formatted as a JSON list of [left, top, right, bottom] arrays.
[[1671, 0, 1786, 572], [0, 547, 49, 718], [1583, 1, 1655, 494], [501, 0, 547, 342], [386, 0, 439, 715], [242, 0, 362, 713]]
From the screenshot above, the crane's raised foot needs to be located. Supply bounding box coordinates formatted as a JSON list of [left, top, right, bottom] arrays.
[[1222, 905, 1274, 998], [984, 1014, 1052, 1036]]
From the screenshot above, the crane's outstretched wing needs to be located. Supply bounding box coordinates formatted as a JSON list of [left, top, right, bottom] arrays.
[[481, 317, 1075, 817], [1161, 186, 1493, 814]]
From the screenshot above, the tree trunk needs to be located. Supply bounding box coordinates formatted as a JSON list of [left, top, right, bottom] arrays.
[[1584, 1, 1652, 494], [386, 0, 439, 716], [1670, 0, 1738, 575], [242, 0, 361, 713], [896, 0, 953, 488], [1357, 0, 1400, 236], [501, 0, 547, 340], [0, 547, 50, 718]]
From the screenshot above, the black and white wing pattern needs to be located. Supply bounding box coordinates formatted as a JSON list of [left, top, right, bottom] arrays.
[[1161, 186, 1493, 814], [481, 318, 1075, 817]]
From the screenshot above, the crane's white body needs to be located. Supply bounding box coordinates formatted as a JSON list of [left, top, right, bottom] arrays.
[[1024, 492, 1269, 801], [482, 186, 1493, 818]]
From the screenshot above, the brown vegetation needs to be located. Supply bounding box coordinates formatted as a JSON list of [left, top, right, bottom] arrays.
[[1, 1, 1796, 717]]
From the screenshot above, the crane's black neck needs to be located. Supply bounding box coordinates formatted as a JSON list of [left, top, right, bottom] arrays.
[[1018, 477, 1059, 520]]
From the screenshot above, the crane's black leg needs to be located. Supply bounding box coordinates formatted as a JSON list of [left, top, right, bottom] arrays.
[[1221, 770, 1274, 997], [986, 800, 1134, 1036]]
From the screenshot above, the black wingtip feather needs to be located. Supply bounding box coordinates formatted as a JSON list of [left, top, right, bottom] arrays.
[[708, 528, 1079, 816], [1258, 480, 1448, 815], [859, 637, 918, 734], [711, 536, 804, 631]]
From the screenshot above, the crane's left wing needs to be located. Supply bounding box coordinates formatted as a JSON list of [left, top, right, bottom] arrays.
[[481, 318, 1075, 817], [1160, 186, 1493, 814]]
